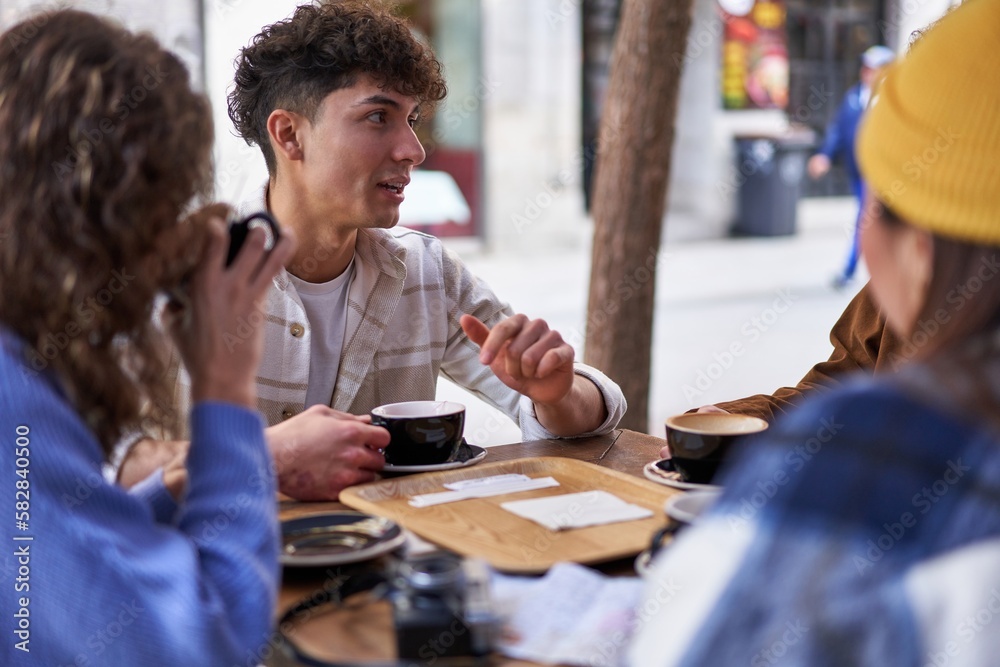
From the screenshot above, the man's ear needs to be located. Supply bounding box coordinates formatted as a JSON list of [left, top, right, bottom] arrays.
[[267, 109, 305, 163]]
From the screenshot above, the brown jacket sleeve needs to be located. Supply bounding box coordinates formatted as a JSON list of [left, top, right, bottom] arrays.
[[712, 283, 905, 422]]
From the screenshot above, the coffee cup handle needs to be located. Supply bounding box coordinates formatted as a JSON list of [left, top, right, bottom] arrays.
[[649, 521, 683, 559]]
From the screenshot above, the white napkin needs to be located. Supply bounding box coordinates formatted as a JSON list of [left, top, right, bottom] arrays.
[[492, 562, 645, 666], [500, 490, 653, 531], [408, 474, 560, 507]]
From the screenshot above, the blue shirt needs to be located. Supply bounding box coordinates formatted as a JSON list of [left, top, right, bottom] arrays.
[[0, 330, 279, 665]]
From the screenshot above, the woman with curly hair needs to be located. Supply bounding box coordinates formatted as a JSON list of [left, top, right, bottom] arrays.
[[0, 9, 293, 665]]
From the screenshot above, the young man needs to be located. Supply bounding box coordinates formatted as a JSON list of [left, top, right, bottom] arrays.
[[122, 2, 624, 500]]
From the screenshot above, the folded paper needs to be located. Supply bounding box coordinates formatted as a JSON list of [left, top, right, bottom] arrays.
[[500, 490, 653, 531], [408, 476, 560, 507]]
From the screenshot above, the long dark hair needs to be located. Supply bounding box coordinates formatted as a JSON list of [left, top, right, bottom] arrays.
[[0, 10, 214, 454], [876, 203, 1000, 430]]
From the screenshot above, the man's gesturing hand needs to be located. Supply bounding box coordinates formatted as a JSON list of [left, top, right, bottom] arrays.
[[460, 314, 575, 407]]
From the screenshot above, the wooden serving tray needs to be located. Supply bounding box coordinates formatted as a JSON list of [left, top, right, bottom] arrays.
[[339, 456, 678, 573]]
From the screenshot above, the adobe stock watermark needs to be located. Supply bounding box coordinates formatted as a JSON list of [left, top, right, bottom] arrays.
[[20, 268, 135, 378], [876, 126, 961, 213], [60, 470, 106, 510], [750, 618, 810, 667], [3, 5, 58, 54], [53, 599, 145, 667], [924, 588, 1000, 667], [235, 567, 353, 667], [878, 0, 938, 43], [215, 138, 260, 195], [726, 416, 844, 534], [191, 493, 256, 547], [51, 66, 172, 180], [545, 0, 583, 27], [220, 304, 271, 354], [513, 489, 653, 561], [515, 492, 594, 561], [853, 459, 971, 575], [671, 15, 723, 70], [509, 174, 572, 235], [885, 254, 1000, 371], [209, 0, 249, 19], [565, 246, 672, 349], [853, 127, 960, 244], [716, 82, 833, 202], [585, 575, 683, 667], [682, 289, 797, 404], [510, 115, 630, 235], [388, 293, 448, 350], [425, 77, 501, 155], [464, 405, 518, 448]]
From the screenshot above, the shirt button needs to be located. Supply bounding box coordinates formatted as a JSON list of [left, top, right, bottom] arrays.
[[290, 323, 305, 338], [281, 409, 295, 420]]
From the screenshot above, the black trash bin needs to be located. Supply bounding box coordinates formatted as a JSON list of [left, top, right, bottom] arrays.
[[731, 130, 815, 237]]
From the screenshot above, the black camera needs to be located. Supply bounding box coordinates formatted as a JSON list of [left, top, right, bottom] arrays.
[[390, 553, 497, 664], [226, 211, 281, 266]]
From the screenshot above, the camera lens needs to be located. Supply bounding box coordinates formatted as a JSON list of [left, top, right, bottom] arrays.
[[397, 554, 463, 593]]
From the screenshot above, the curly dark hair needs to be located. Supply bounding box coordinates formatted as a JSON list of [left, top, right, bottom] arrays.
[[0, 10, 214, 455], [229, 0, 447, 175]]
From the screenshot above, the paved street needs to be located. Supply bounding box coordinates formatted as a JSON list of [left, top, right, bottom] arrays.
[[438, 196, 868, 444]]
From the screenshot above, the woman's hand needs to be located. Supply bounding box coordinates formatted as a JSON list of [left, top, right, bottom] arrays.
[[165, 212, 295, 408]]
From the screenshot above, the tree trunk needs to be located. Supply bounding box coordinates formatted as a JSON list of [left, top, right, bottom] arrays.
[[584, 0, 694, 433]]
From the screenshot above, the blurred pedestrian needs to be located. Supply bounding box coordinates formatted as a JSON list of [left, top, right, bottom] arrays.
[[808, 44, 895, 289]]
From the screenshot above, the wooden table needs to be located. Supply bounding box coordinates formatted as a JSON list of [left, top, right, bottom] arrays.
[[272, 429, 669, 666]]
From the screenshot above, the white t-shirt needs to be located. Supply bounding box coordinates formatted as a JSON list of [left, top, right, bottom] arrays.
[[287, 257, 356, 408]]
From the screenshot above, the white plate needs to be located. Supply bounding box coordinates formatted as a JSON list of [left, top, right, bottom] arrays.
[[280, 511, 405, 567], [663, 489, 722, 524], [642, 459, 722, 492]]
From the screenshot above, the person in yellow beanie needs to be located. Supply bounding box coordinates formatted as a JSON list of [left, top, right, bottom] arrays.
[[630, 1, 1000, 663]]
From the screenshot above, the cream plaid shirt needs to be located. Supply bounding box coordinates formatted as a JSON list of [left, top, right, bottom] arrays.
[[169, 185, 625, 442]]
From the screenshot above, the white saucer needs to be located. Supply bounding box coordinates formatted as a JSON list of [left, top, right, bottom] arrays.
[[642, 459, 722, 492], [663, 489, 721, 524], [381, 443, 487, 474]]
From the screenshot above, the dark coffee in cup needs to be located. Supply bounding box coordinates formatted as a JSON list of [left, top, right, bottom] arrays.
[[371, 401, 466, 466], [664, 413, 768, 484]]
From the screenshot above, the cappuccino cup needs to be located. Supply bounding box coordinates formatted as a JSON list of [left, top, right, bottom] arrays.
[[664, 412, 768, 484], [370, 401, 466, 466]]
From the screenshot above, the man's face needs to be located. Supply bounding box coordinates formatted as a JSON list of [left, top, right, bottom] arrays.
[[860, 65, 878, 88], [296, 74, 426, 230]]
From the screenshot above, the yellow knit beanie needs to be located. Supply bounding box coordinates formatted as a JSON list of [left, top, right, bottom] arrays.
[[857, 0, 1000, 246]]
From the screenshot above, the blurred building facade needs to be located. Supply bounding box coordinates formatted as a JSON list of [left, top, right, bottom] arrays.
[[0, 0, 961, 252]]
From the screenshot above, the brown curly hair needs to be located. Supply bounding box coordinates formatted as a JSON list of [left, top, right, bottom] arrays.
[[229, 0, 447, 175], [0, 10, 214, 456]]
